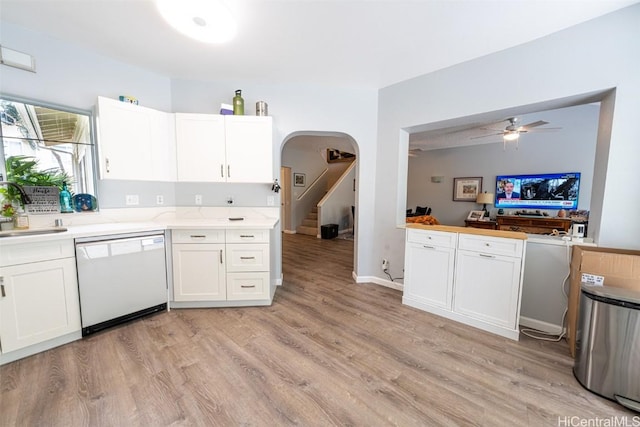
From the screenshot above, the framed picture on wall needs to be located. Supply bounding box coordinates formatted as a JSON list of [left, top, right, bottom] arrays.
[[294, 173, 306, 187], [453, 177, 482, 201]]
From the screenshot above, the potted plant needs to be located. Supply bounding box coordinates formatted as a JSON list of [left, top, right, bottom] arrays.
[[0, 200, 16, 230], [1, 155, 72, 218]]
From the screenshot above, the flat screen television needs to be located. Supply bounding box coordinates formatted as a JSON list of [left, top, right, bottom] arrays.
[[495, 172, 581, 210]]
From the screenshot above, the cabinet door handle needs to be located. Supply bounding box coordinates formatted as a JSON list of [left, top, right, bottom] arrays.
[[227, 165, 231, 178], [1, 277, 5, 297], [240, 256, 255, 260], [422, 245, 435, 249], [106, 158, 110, 173], [241, 285, 256, 288], [220, 164, 224, 178], [240, 235, 255, 238], [479, 253, 496, 259], [220, 250, 223, 264], [190, 235, 206, 239]]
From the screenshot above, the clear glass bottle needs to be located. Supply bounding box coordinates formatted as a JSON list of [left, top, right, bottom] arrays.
[[233, 89, 244, 115], [60, 182, 73, 213], [13, 207, 29, 230]]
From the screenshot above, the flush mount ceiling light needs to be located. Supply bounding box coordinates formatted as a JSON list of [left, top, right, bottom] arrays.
[[156, 0, 237, 43]]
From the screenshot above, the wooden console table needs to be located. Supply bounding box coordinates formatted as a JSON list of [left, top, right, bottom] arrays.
[[496, 215, 572, 235], [464, 220, 498, 230]]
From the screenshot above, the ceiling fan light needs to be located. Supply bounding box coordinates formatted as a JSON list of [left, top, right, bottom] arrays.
[[503, 131, 520, 142], [156, 0, 237, 43]]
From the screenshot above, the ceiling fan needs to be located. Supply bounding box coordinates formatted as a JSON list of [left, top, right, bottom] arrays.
[[408, 148, 423, 157], [471, 117, 560, 149]]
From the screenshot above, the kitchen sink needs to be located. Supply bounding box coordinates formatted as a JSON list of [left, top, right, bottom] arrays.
[[0, 227, 68, 238]]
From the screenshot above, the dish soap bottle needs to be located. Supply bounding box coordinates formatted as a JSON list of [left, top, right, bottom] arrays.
[[60, 182, 73, 213], [233, 89, 244, 115]]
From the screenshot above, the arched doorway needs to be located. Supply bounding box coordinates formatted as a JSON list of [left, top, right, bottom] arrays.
[[280, 131, 359, 275]]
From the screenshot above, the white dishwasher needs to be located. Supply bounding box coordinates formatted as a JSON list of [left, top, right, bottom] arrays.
[[75, 231, 168, 336]]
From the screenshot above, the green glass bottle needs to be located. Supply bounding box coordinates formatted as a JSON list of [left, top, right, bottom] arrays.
[[60, 182, 73, 213], [233, 89, 244, 115]]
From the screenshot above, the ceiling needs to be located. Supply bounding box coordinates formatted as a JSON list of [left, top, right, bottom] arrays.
[[408, 103, 601, 153], [1, 0, 637, 89]]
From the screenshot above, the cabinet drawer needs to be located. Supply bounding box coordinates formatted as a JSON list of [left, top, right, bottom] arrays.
[[458, 234, 523, 258], [226, 244, 269, 272], [172, 229, 225, 244], [0, 239, 74, 266], [407, 228, 456, 248], [226, 229, 269, 243], [227, 272, 270, 300]]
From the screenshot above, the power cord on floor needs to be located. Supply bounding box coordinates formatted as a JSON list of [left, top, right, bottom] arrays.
[[521, 239, 571, 342], [383, 267, 403, 282]]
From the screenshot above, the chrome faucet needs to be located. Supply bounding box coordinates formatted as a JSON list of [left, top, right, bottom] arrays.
[[0, 181, 33, 204]]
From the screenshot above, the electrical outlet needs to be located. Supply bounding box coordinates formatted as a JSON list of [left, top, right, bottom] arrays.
[[125, 195, 139, 206], [382, 259, 389, 270], [195, 194, 202, 205], [156, 195, 164, 205]]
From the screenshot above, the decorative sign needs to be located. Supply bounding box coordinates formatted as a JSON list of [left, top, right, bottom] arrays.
[[23, 186, 60, 214]]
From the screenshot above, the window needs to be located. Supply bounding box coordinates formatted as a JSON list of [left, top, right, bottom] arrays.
[[0, 97, 97, 202]]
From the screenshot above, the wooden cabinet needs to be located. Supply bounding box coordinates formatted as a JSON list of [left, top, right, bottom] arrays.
[[403, 229, 456, 310], [496, 215, 572, 235], [464, 220, 498, 230], [402, 227, 526, 340], [171, 229, 271, 306], [97, 96, 176, 181], [0, 240, 81, 357], [175, 114, 273, 183]]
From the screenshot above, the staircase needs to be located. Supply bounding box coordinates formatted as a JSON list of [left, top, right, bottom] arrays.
[[296, 206, 318, 236]]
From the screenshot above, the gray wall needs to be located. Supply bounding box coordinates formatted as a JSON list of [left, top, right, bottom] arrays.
[[407, 104, 599, 226], [374, 5, 640, 281], [2, 5, 639, 286]]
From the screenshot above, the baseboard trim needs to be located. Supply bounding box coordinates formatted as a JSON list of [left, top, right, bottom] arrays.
[[519, 316, 564, 335], [353, 273, 404, 291]]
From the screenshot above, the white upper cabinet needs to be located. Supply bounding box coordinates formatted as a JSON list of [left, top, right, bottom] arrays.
[[224, 116, 273, 183], [97, 96, 176, 181], [175, 114, 273, 183], [175, 113, 226, 182]]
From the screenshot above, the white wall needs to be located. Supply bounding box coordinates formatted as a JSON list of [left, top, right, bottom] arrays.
[[374, 5, 640, 282], [170, 79, 379, 278], [0, 23, 172, 113], [319, 164, 356, 232], [407, 104, 599, 226], [0, 22, 379, 283]]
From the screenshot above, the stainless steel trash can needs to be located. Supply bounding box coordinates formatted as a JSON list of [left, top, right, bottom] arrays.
[[574, 284, 640, 413]]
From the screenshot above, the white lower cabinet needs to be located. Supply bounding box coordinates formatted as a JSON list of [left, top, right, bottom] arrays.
[[171, 229, 271, 307], [453, 249, 522, 329], [403, 227, 526, 340], [0, 240, 81, 361], [172, 243, 226, 301], [403, 229, 456, 310]]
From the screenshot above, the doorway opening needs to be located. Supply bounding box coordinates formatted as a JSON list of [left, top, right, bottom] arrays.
[[280, 131, 359, 278]]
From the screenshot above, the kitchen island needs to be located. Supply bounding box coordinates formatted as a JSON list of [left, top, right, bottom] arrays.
[[403, 223, 527, 340]]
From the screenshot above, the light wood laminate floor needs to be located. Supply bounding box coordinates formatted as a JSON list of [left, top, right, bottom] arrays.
[[1, 233, 634, 426]]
